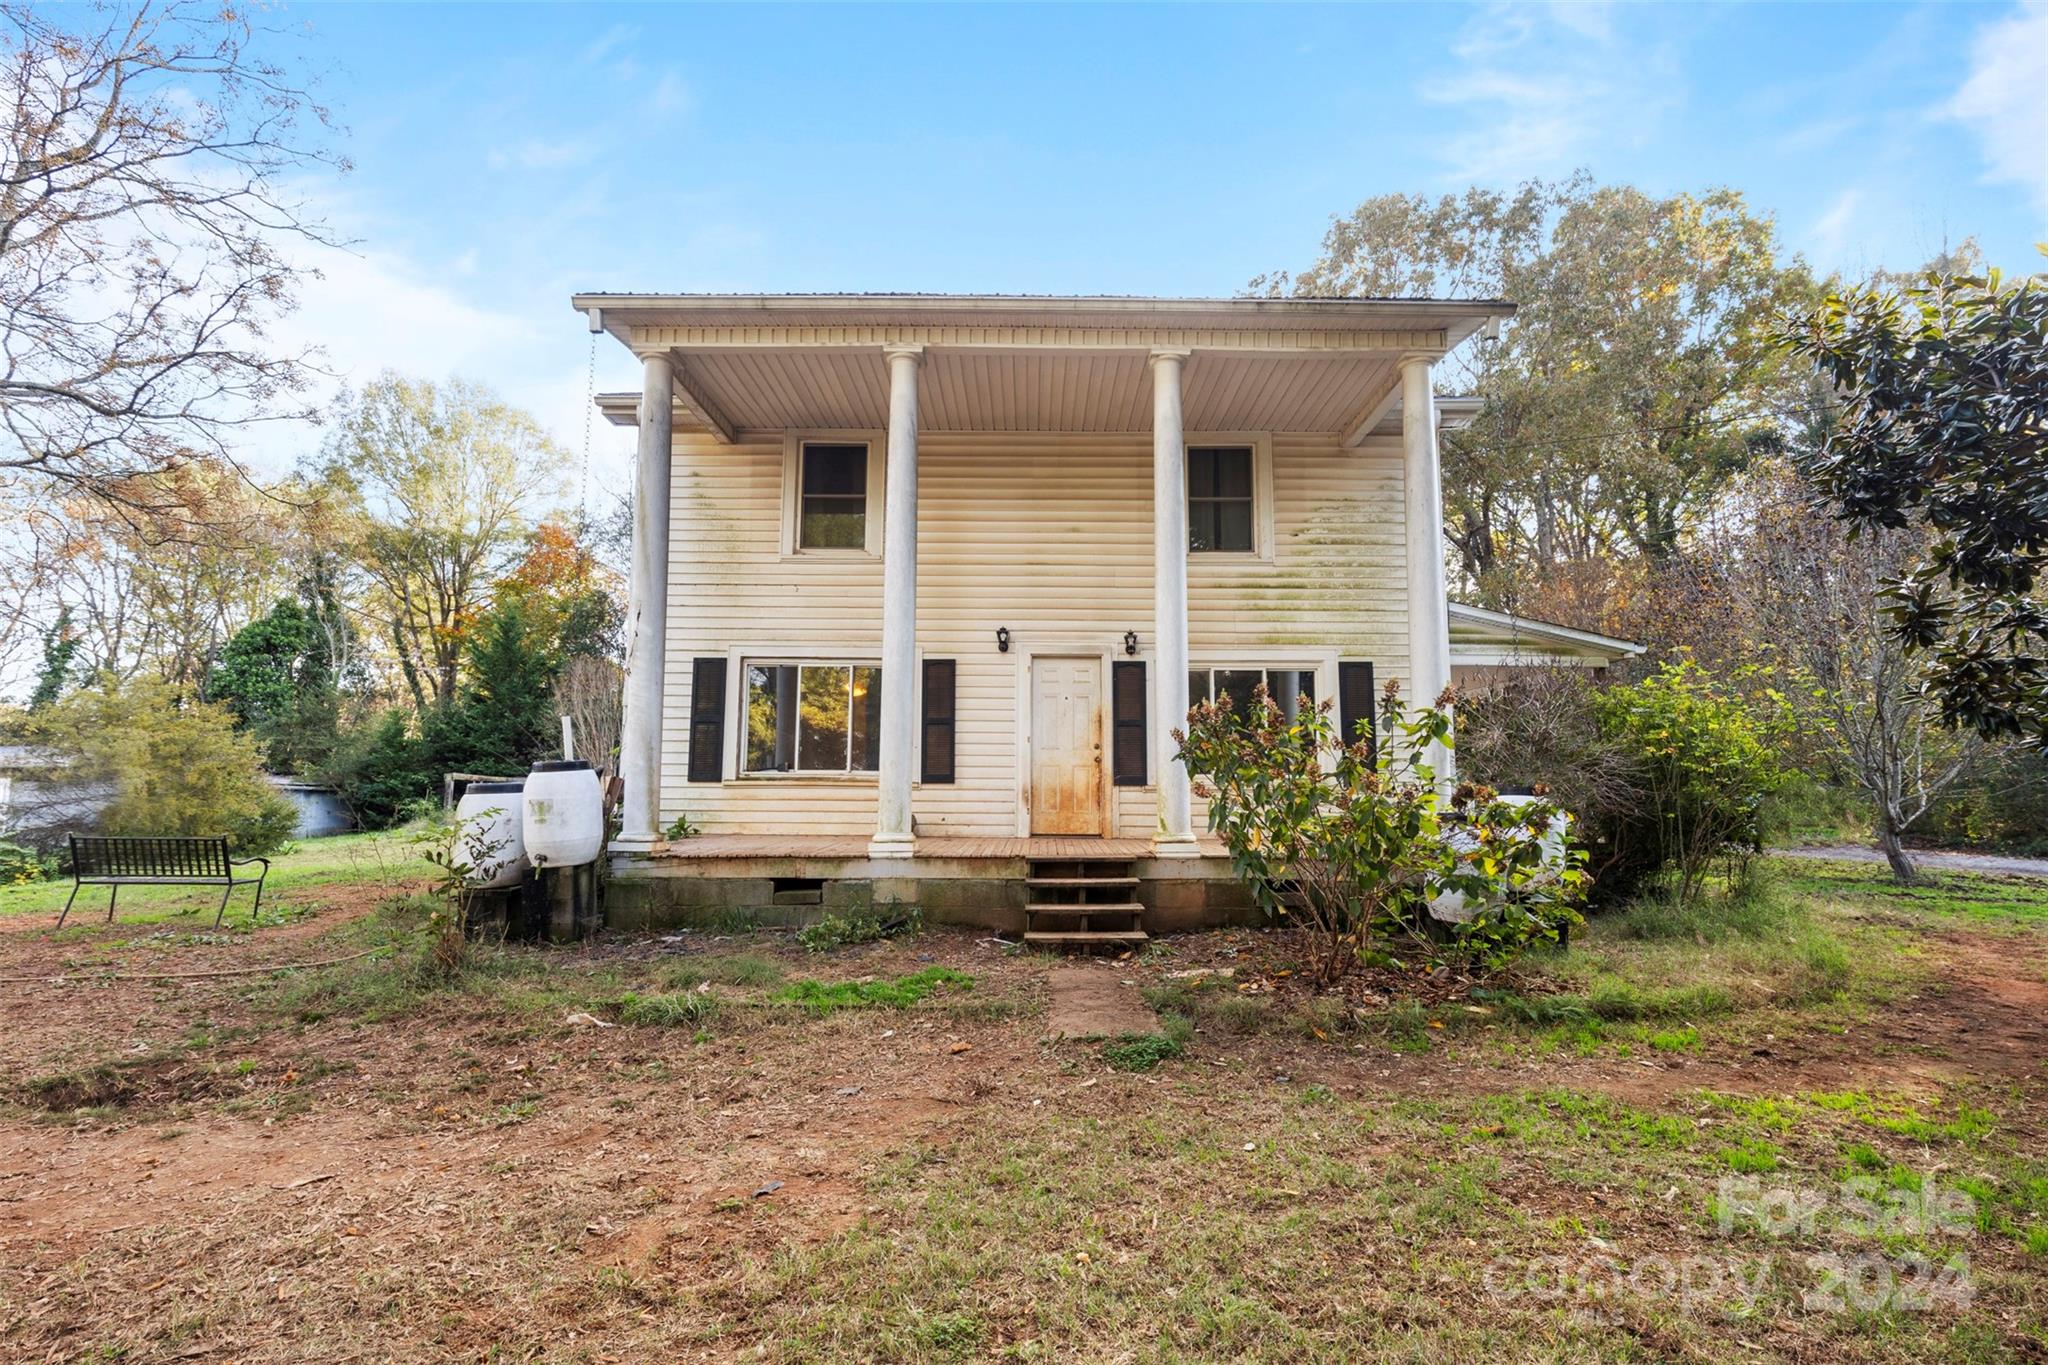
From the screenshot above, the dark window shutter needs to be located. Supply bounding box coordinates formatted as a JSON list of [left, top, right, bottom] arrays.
[[1112, 661, 1147, 786], [1338, 661, 1377, 755], [687, 658, 727, 783], [920, 658, 956, 784]]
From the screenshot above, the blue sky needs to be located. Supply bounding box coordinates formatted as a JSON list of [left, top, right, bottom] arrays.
[[261, 1, 2048, 488]]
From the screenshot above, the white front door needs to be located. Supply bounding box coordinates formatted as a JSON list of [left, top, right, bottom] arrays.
[[1029, 657, 1105, 835]]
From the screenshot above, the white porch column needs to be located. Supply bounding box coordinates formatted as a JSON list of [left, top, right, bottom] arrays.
[[1149, 348, 1198, 856], [1400, 352, 1454, 778], [869, 344, 924, 859], [613, 353, 674, 853]]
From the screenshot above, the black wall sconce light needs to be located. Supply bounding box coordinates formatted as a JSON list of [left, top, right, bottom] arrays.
[[996, 626, 1011, 653], [1123, 630, 1139, 656]]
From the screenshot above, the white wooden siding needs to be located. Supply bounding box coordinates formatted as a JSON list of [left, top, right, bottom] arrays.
[[660, 430, 1413, 837]]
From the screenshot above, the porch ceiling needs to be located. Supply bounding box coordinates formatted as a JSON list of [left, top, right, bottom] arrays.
[[661, 348, 1401, 435]]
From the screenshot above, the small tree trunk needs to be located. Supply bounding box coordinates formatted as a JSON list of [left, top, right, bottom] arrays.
[[1875, 822, 1918, 884]]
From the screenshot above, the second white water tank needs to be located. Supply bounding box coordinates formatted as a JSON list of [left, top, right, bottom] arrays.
[[523, 760, 604, 867]]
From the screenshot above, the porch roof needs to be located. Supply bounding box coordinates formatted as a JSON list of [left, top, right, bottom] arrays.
[[1447, 602, 1644, 667], [573, 293, 1511, 444]]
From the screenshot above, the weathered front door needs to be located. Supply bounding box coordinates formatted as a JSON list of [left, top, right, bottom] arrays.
[[1030, 657, 1104, 835]]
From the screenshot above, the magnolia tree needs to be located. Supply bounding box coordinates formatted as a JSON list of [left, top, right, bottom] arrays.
[[1781, 264, 2048, 747], [1175, 683, 1584, 985]]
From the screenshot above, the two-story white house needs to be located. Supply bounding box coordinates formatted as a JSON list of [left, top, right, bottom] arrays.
[[575, 293, 1522, 942]]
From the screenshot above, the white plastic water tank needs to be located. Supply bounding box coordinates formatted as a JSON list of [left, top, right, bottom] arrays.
[[1498, 792, 1572, 871], [522, 760, 604, 867], [454, 780, 528, 887], [1426, 793, 1572, 924]]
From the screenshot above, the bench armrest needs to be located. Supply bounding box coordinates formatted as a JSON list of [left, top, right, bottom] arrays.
[[230, 856, 270, 872]]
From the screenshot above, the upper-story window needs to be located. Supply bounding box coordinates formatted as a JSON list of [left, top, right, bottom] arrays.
[[1188, 445, 1255, 553], [798, 442, 870, 549]]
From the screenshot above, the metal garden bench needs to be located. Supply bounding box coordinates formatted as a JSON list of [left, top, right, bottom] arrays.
[[60, 835, 271, 928]]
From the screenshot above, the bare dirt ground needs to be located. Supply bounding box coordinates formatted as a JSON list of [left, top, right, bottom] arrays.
[[0, 881, 2043, 1361]]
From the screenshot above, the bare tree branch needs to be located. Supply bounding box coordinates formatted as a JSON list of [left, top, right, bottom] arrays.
[[0, 1, 347, 517]]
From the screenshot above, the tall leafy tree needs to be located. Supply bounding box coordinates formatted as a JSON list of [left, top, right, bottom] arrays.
[[311, 374, 566, 709], [207, 599, 315, 728], [1691, 464, 1978, 882], [495, 521, 624, 662], [25, 461, 293, 691], [1780, 262, 2048, 747], [396, 597, 563, 791], [205, 596, 342, 772], [26, 605, 77, 711], [1257, 176, 1815, 626]]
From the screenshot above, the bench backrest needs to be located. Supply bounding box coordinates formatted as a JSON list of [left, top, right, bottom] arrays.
[[70, 835, 232, 879]]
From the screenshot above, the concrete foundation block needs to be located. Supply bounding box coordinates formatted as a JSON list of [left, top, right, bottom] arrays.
[[822, 879, 875, 913], [870, 877, 921, 908]]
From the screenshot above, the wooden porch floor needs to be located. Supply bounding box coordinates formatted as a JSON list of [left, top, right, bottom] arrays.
[[651, 834, 1223, 860]]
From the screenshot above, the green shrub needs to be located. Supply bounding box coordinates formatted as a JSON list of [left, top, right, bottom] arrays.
[[1456, 669, 1655, 905], [0, 841, 54, 884], [29, 677, 299, 855], [322, 709, 435, 830], [1594, 661, 1788, 905], [1177, 680, 1584, 983], [797, 906, 921, 953]]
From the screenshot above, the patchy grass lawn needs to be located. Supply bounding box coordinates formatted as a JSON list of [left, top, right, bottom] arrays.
[[0, 851, 2041, 1361], [0, 829, 433, 930]]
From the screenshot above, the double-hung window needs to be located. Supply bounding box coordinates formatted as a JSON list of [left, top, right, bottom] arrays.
[[743, 663, 882, 774], [1189, 666, 1316, 724], [1187, 445, 1255, 553], [797, 442, 870, 550]]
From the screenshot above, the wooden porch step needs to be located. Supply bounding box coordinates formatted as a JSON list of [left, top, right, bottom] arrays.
[[1026, 876, 1139, 889], [1027, 901, 1145, 916], [1024, 857, 1146, 952], [1023, 929, 1151, 946]]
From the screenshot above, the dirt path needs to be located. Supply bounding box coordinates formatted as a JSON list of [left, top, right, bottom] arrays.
[[1780, 843, 2048, 878], [1044, 963, 1158, 1040]]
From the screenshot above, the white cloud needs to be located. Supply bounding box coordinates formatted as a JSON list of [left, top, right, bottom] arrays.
[[1776, 115, 1862, 156], [485, 139, 593, 171], [650, 70, 691, 116], [579, 24, 638, 68], [1942, 0, 2048, 216], [1421, 2, 1680, 182], [1545, 0, 1614, 44], [1809, 189, 1862, 262], [227, 239, 538, 474]]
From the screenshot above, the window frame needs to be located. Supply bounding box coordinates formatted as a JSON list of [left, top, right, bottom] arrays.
[[781, 433, 886, 558], [733, 655, 885, 780], [1183, 433, 1274, 561], [1187, 662, 1323, 723], [1184, 655, 1339, 775]]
